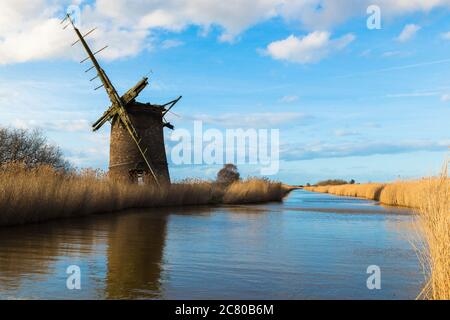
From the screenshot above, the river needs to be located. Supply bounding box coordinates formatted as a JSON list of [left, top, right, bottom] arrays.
[[0, 190, 423, 299]]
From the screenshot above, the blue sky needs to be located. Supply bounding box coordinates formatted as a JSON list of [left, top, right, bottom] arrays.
[[0, 1, 449, 184]]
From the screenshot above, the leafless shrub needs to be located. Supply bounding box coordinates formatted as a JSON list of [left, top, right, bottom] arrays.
[[0, 127, 72, 172]]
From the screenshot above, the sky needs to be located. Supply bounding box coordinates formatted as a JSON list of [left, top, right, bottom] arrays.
[[0, 0, 449, 184]]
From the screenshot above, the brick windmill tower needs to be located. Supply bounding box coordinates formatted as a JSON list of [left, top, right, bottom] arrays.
[[63, 14, 181, 187]]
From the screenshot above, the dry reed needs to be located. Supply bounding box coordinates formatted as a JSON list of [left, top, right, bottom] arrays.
[[415, 164, 449, 300], [223, 178, 285, 204], [0, 163, 290, 227], [305, 183, 386, 201], [327, 183, 385, 200], [305, 179, 444, 209]]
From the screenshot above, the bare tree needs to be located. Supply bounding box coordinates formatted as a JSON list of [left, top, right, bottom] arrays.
[[0, 127, 72, 172], [216, 164, 240, 185]]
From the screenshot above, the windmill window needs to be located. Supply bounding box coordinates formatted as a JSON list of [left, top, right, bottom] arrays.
[[137, 172, 145, 185]]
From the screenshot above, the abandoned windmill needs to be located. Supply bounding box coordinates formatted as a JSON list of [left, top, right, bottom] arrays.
[[62, 14, 181, 187]]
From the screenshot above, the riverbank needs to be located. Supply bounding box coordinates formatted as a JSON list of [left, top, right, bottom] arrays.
[[305, 171, 449, 300], [304, 178, 447, 210], [0, 163, 291, 227]]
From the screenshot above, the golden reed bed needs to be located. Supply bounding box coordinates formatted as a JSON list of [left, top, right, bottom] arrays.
[[0, 163, 289, 227], [305, 165, 449, 300]]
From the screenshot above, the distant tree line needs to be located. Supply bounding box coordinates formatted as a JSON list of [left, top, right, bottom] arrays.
[[0, 127, 72, 172], [314, 179, 356, 186]]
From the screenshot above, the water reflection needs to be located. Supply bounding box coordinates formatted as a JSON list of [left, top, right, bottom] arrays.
[[0, 191, 423, 299], [104, 206, 219, 298], [0, 212, 170, 299], [0, 219, 100, 296], [105, 210, 168, 299], [0, 206, 214, 299]]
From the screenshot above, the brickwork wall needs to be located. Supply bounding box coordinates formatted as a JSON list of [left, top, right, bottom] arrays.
[[109, 102, 171, 185]]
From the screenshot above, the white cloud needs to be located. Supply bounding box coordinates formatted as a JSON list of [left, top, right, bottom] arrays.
[[161, 39, 184, 49], [441, 32, 450, 40], [218, 32, 238, 44], [338, 58, 450, 79], [334, 129, 360, 137], [1, 1, 450, 64], [386, 89, 450, 101], [64, 132, 110, 168], [386, 91, 440, 98], [188, 112, 307, 128], [279, 95, 299, 103], [382, 51, 401, 58], [278, 0, 450, 30], [11, 119, 91, 132], [397, 24, 421, 42], [0, 17, 74, 64], [265, 31, 355, 64], [283, 139, 450, 161]]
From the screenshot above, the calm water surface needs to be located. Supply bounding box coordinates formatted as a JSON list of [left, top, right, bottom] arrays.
[[0, 190, 423, 299]]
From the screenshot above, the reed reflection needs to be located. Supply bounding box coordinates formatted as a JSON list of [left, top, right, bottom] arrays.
[[0, 219, 100, 291]]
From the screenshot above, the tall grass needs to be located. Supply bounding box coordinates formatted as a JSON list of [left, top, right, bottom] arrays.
[[305, 179, 445, 209], [223, 178, 285, 204], [327, 183, 386, 200], [378, 180, 430, 208], [0, 163, 290, 227], [305, 164, 450, 300], [416, 165, 449, 300]]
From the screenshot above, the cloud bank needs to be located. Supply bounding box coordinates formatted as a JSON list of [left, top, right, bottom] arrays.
[[2, 0, 450, 64], [283, 140, 450, 161], [185, 112, 308, 128]]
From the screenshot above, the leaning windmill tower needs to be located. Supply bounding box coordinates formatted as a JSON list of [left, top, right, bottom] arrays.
[[63, 14, 181, 187]]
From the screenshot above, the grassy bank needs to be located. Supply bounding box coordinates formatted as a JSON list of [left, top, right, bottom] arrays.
[[0, 163, 290, 227], [305, 167, 449, 300]]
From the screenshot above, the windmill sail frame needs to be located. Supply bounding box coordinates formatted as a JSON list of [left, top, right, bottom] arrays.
[[64, 13, 163, 187]]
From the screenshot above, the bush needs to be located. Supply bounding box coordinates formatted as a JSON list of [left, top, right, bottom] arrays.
[[216, 164, 240, 185], [0, 127, 72, 172]]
